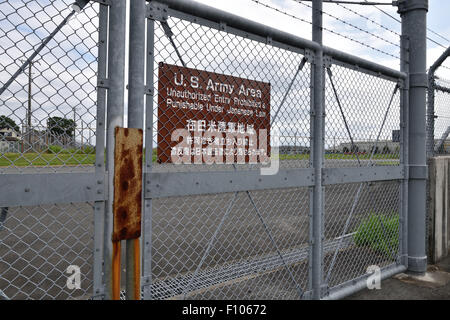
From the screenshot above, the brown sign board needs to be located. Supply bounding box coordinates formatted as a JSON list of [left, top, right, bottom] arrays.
[[113, 127, 143, 241], [157, 63, 271, 164]]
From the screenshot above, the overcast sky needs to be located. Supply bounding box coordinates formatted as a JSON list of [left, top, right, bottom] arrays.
[[190, 0, 450, 77]]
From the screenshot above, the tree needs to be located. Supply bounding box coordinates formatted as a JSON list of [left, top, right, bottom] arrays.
[[47, 117, 75, 137], [0, 115, 19, 132]]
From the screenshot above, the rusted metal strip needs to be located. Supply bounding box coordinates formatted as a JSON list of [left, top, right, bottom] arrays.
[[112, 240, 121, 300], [133, 238, 141, 300], [113, 127, 144, 241]]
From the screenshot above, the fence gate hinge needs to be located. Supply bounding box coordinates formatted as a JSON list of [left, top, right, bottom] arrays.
[[220, 22, 227, 32], [323, 55, 332, 69], [142, 276, 151, 286], [91, 288, 105, 300], [89, 0, 112, 6], [97, 78, 109, 89], [304, 49, 314, 64], [145, 85, 154, 96], [147, 1, 168, 21]]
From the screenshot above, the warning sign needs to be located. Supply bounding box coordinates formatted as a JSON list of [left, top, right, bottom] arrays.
[[157, 63, 271, 164]]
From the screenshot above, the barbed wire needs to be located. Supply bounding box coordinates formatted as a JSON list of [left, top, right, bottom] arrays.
[[250, 0, 313, 27], [359, 0, 450, 48], [293, 0, 400, 48], [428, 28, 450, 44], [428, 38, 448, 49], [251, 0, 402, 61], [335, 2, 400, 37]]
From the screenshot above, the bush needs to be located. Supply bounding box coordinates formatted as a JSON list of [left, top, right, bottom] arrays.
[[47, 145, 63, 154], [48, 145, 97, 154], [71, 146, 95, 155], [82, 146, 95, 154], [353, 214, 399, 257]]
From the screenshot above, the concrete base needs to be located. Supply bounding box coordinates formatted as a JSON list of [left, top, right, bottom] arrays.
[[428, 156, 450, 263], [395, 270, 450, 289]]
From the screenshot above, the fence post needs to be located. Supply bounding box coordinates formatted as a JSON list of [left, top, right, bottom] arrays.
[[142, 7, 155, 301], [104, 0, 127, 300], [126, 0, 146, 300], [398, 0, 428, 274], [92, 2, 109, 300], [311, 0, 324, 300], [399, 33, 410, 269]]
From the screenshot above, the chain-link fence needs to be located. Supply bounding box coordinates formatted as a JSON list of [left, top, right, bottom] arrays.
[[0, 0, 99, 174], [323, 62, 402, 293], [429, 77, 450, 155], [1, 0, 424, 300], [0, 0, 100, 299], [426, 59, 450, 263]]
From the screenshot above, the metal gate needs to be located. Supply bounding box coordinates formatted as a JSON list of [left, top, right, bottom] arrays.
[[0, 0, 429, 300], [140, 0, 410, 300]]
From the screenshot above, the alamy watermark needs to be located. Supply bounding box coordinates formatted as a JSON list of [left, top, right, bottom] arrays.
[[366, 265, 381, 290], [66, 265, 81, 290]]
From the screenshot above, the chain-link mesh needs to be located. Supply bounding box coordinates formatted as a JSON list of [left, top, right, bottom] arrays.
[[324, 181, 400, 288], [150, 188, 309, 300], [0, 0, 99, 300], [325, 64, 401, 168], [0, 0, 99, 173], [0, 203, 94, 299], [323, 63, 401, 290], [426, 75, 450, 261], [431, 77, 450, 155]]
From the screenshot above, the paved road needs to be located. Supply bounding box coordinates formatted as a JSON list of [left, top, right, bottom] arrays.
[[0, 161, 401, 300]]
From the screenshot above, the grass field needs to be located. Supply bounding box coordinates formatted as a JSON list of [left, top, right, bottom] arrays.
[[0, 152, 96, 167], [278, 153, 399, 160], [0, 151, 399, 167]]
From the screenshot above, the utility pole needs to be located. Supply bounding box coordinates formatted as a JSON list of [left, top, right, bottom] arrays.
[[23, 59, 40, 149], [27, 63, 31, 147], [73, 107, 77, 147]]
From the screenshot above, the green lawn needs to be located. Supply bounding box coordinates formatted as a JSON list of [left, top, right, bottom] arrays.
[[0, 151, 399, 167], [278, 153, 399, 161], [0, 153, 96, 167]]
